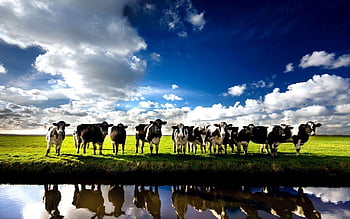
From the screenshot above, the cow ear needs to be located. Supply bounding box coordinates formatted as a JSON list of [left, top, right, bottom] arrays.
[[65, 124, 70, 127], [52, 123, 57, 126], [171, 126, 177, 129], [162, 121, 167, 125], [316, 123, 322, 127], [150, 121, 154, 124], [290, 127, 294, 129], [108, 124, 114, 127], [214, 124, 219, 127], [124, 126, 128, 129]]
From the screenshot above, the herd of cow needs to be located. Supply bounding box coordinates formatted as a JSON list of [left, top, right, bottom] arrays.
[[45, 119, 321, 158]]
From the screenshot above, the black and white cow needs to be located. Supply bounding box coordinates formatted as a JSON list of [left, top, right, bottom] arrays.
[[222, 126, 239, 154], [236, 124, 268, 155], [187, 126, 207, 153], [267, 124, 294, 157], [74, 121, 113, 155], [135, 124, 147, 153], [46, 121, 70, 156], [206, 122, 229, 154], [135, 119, 167, 155], [110, 123, 128, 155], [292, 121, 322, 156], [172, 123, 189, 154]]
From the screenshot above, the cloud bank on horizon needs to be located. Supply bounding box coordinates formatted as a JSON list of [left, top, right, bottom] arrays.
[[0, 0, 350, 135]]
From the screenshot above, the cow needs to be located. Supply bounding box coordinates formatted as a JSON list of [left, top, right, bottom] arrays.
[[135, 119, 167, 155], [267, 124, 294, 157], [292, 121, 322, 156], [145, 119, 167, 154], [172, 123, 189, 154], [135, 124, 147, 153], [222, 126, 239, 154], [236, 124, 268, 155], [110, 123, 128, 155], [236, 125, 253, 155], [206, 122, 229, 154], [45, 121, 70, 156], [74, 121, 113, 155], [187, 126, 207, 153]]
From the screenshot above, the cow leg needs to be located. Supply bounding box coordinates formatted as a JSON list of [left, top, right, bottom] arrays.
[[155, 143, 159, 155], [150, 143, 153, 155], [224, 144, 228, 154], [236, 143, 241, 155], [112, 142, 115, 153], [122, 143, 125, 154], [46, 142, 51, 156], [93, 143, 96, 155], [295, 139, 302, 156], [173, 142, 176, 153], [141, 141, 144, 153], [135, 139, 139, 153], [56, 143, 61, 156], [113, 143, 119, 156], [243, 143, 248, 155], [99, 142, 103, 155]]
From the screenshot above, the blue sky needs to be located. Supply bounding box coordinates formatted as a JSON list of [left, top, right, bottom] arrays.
[[0, 0, 350, 135]]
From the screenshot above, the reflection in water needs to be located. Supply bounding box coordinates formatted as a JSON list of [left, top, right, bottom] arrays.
[[172, 186, 321, 219], [43, 184, 63, 219], [0, 184, 349, 218]]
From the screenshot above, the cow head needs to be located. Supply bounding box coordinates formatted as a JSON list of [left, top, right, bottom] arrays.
[[303, 121, 322, 136], [225, 126, 239, 140], [112, 123, 128, 132], [172, 123, 187, 139], [98, 121, 114, 136], [214, 122, 228, 139], [52, 121, 70, 134], [280, 124, 293, 139], [150, 119, 167, 133], [194, 126, 207, 147]]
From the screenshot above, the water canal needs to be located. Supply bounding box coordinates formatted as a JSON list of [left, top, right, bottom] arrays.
[[1, 184, 349, 218]]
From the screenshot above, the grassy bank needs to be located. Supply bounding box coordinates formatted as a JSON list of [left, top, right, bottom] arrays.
[[0, 135, 350, 186]]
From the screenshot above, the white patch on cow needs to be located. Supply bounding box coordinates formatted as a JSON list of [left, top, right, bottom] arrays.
[[151, 137, 160, 145]]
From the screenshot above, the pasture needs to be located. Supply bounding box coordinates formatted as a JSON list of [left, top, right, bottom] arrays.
[[0, 135, 350, 185]]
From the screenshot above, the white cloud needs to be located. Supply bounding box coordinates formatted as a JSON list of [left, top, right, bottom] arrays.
[[163, 94, 183, 101], [187, 11, 206, 30], [150, 52, 161, 62], [172, 84, 179, 89], [299, 51, 350, 69], [224, 84, 247, 96], [284, 63, 294, 73], [0, 0, 147, 101], [0, 63, 6, 74], [139, 100, 159, 108]]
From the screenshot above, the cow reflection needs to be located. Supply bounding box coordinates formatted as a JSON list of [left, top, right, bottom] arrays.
[[171, 185, 320, 219], [133, 185, 161, 219], [108, 184, 125, 217], [43, 184, 64, 219], [253, 187, 321, 219], [72, 184, 110, 219]]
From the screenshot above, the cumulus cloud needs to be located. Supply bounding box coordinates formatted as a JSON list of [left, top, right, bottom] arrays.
[[139, 100, 159, 108], [163, 94, 183, 101], [223, 84, 247, 96], [0, 63, 6, 74], [299, 51, 350, 69], [187, 11, 206, 30], [172, 84, 179, 89], [284, 63, 294, 73], [0, 0, 147, 101]]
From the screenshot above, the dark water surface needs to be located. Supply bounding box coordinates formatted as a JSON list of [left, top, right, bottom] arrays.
[[0, 184, 350, 219]]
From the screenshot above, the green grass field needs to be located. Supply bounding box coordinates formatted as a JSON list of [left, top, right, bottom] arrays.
[[0, 135, 350, 185]]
